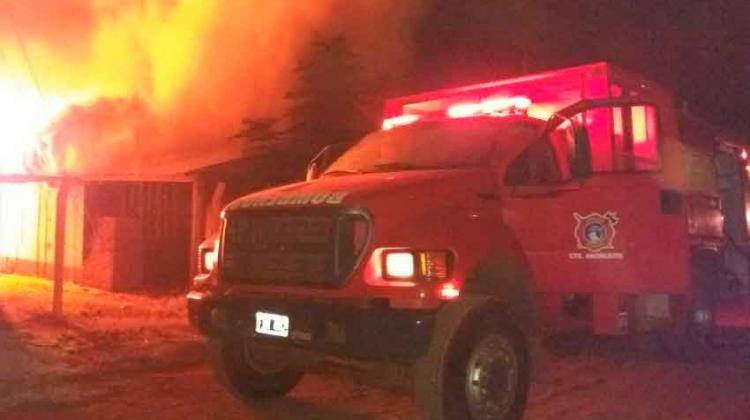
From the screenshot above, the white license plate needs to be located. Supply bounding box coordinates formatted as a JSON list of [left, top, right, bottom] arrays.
[[255, 311, 290, 338]]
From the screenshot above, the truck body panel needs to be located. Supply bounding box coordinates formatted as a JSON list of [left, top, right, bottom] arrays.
[[190, 60, 750, 364]]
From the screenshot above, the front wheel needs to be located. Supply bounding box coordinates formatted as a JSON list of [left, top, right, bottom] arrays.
[[208, 336, 305, 401], [415, 300, 531, 420], [464, 331, 525, 420]]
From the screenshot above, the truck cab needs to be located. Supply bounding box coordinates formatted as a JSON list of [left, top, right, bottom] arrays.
[[188, 62, 750, 420]]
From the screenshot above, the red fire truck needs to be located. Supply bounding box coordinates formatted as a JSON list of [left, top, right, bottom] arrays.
[[187, 62, 750, 420]]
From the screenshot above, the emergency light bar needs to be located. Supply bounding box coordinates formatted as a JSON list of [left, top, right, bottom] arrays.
[[382, 114, 420, 130], [381, 96, 532, 130], [447, 96, 531, 119]]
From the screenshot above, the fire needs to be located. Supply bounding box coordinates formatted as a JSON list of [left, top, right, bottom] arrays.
[[0, 1, 423, 176], [0, 77, 68, 174]]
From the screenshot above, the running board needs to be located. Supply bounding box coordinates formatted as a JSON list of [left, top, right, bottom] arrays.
[[714, 297, 750, 329]]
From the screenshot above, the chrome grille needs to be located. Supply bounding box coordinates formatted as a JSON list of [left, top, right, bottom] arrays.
[[221, 209, 366, 287]]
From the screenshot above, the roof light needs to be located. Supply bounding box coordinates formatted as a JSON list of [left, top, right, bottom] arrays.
[[482, 96, 531, 113], [382, 114, 419, 130], [446, 96, 531, 119], [447, 103, 483, 119]]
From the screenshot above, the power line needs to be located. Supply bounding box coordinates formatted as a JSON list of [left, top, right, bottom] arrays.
[[0, 0, 45, 99]]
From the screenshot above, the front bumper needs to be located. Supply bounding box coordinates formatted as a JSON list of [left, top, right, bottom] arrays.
[[187, 291, 436, 361]]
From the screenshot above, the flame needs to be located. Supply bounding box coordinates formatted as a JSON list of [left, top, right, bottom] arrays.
[[0, 77, 69, 173], [0, 1, 425, 177], [0, 1, 424, 280]]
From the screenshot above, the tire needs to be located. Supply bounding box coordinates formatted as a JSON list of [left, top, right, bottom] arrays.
[[415, 298, 531, 420], [208, 336, 305, 401], [655, 253, 721, 363], [657, 308, 714, 363]]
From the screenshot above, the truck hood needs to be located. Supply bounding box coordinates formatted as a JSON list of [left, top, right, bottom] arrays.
[[225, 168, 492, 212]]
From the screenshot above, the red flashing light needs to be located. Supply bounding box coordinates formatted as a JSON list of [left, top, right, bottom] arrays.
[[383, 96, 532, 129], [447, 102, 483, 118], [382, 114, 419, 130], [742, 149, 748, 161], [447, 96, 531, 119]]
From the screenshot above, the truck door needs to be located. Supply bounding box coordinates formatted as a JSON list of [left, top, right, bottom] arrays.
[[501, 102, 690, 334]]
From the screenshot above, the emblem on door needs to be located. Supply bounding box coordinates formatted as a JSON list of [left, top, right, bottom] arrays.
[[573, 211, 619, 253]]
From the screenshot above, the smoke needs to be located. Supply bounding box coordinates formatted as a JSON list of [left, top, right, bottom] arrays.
[[0, 0, 424, 176]]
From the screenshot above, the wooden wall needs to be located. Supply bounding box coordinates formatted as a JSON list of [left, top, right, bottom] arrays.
[[0, 181, 84, 281], [0, 180, 190, 292]]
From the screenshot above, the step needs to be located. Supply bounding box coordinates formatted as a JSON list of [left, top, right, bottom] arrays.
[[714, 297, 750, 329]]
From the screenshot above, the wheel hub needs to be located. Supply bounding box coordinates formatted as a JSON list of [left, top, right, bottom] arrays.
[[465, 335, 519, 420]]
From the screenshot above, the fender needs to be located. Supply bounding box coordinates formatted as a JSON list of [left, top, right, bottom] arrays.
[[462, 221, 539, 336], [462, 257, 538, 335]]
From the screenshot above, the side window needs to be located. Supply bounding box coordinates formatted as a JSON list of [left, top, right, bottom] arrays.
[[581, 105, 661, 172], [548, 123, 577, 181], [612, 105, 660, 171], [504, 139, 562, 186]]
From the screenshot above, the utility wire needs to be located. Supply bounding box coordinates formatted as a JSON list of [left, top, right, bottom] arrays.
[[0, 0, 45, 99]]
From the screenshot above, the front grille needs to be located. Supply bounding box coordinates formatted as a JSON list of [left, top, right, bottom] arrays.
[[221, 209, 368, 287]]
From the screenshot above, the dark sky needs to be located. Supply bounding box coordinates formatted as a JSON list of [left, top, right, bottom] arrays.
[[412, 0, 750, 133]]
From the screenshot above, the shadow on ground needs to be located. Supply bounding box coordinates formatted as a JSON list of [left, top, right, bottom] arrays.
[[544, 330, 750, 366]]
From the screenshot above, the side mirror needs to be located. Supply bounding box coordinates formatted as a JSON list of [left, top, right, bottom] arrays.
[[306, 161, 320, 181], [571, 125, 592, 178], [305, 141, 353, 181]]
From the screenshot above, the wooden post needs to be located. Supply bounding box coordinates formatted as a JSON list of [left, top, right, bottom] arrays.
[[53, 180, 69, 315], [189, 176, 206, 280]]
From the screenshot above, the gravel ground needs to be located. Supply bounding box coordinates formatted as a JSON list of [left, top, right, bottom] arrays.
[[1, 275, 750, 420]]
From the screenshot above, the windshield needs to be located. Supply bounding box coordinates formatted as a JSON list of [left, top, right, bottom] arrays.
[[324, 119, 509, 175]]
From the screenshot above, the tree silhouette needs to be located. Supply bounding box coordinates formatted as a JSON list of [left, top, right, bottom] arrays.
[[235, 34, 373, 179], [234, 117, 285, 144], [284, 34, 373, 158]]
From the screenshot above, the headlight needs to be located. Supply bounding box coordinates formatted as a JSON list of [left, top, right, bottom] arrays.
[[382, 250, 452, 280], [199, 248, 217, 274], [383, 251, 416, 279]]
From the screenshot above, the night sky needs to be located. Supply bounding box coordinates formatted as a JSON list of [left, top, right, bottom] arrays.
[[412, 0, 750, 133]]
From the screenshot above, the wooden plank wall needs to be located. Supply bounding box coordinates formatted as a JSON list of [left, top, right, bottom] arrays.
[[84, 181, 192, 290], [0, 182, 83, 281]]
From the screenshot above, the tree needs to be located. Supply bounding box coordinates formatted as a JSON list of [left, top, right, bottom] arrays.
[[234, 117, 285, 144], [284, 34, 373, 157], [235, 34, 373, 180]]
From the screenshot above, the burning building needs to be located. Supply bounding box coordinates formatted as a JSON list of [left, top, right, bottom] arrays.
[[0, 1, 422, 293]]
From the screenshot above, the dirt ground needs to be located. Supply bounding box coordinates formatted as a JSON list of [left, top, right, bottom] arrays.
[[1, 275, 749, 420]]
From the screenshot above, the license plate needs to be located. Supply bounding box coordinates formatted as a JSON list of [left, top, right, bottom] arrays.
[[255, 311, 290, 338]]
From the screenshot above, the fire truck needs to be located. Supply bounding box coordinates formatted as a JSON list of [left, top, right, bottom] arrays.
[[187, 62, 750, 420]]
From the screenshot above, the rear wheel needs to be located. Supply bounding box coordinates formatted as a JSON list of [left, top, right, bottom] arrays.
[[658, 253, 719, 361], [208, 336, 305, 401]]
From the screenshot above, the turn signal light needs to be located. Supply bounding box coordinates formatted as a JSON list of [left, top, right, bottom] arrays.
[[419, 251, 450, 279]]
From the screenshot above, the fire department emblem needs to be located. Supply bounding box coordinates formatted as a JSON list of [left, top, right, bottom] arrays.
[[573, 211, 619, 252]]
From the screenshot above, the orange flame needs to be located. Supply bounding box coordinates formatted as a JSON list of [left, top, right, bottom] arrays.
[[0, 0, 424, 176], [0, 77, 67, 173]]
